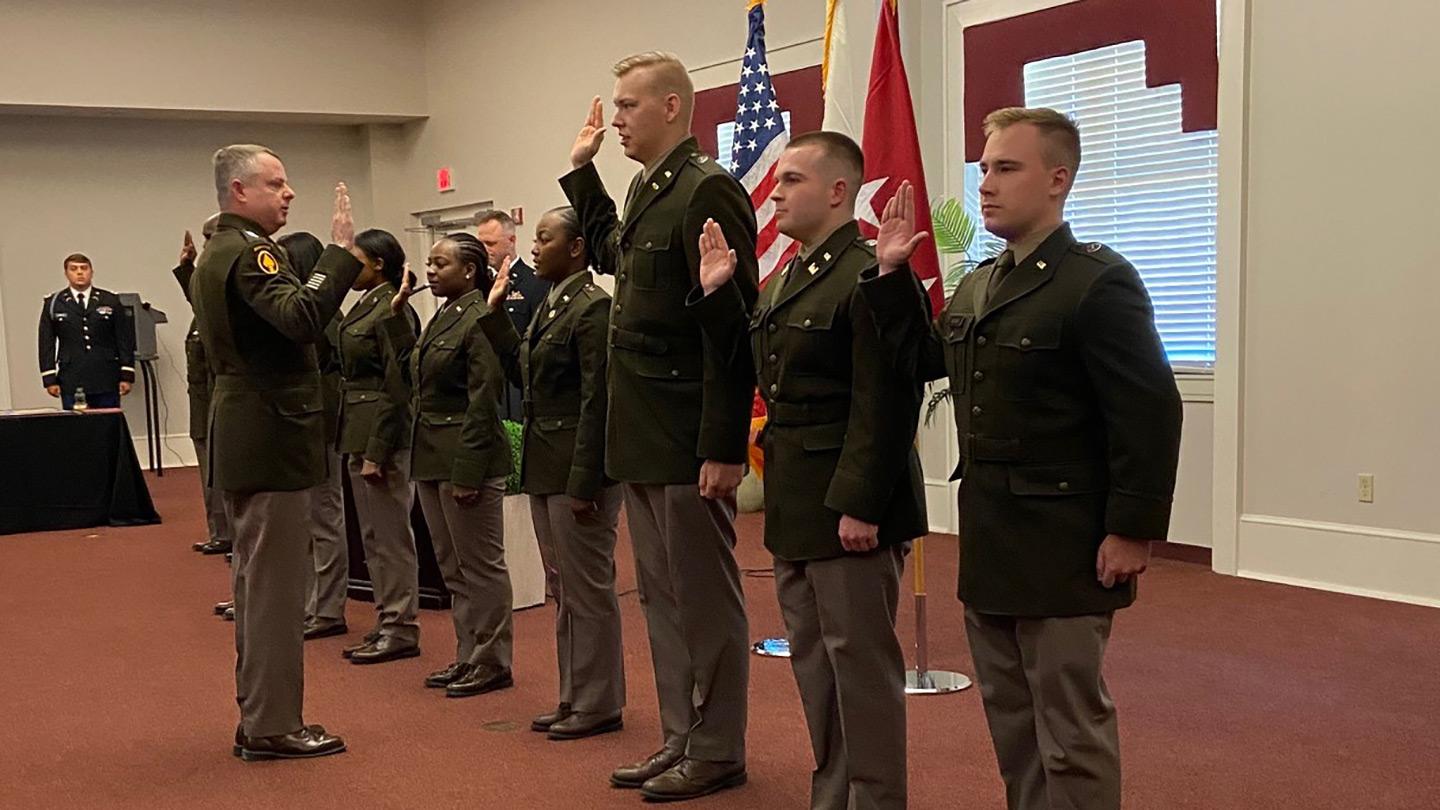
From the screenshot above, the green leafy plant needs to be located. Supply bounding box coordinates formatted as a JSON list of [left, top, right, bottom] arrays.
[[931, 197, 980, 294], [502, 419, 524, 496]]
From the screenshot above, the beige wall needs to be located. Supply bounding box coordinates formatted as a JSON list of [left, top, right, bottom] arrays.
[[0, 0, 426, 119], [0, 117, 374, 460], [379, 0, 826, 243], [1217, 0, 1440, 604]]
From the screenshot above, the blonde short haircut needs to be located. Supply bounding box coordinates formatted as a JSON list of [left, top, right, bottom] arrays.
[[982, 107, 1081, 175], [213, 144, 279, 208], [613, 51, 694, 115]]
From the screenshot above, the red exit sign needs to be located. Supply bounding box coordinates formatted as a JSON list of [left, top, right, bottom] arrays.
[[437, 167, 455, 193]]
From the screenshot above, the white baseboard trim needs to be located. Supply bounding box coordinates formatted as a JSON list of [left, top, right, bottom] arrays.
[[131, 433, 199, 469], [1237, 514, 1440, 607]]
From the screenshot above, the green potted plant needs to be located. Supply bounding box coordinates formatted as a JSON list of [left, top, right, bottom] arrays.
[[500, 419, 545, 609]]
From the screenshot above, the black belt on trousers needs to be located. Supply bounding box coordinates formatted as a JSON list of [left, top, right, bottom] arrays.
[[960, 433, 1105, 463], [766, 399, 851, 426]]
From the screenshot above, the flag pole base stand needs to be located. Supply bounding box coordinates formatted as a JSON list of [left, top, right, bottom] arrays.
[[905, 668, 971, 695], [751, 636, 791, 657]]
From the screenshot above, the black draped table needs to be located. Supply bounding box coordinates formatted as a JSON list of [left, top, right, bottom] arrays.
[[0, 409, 160, 535]]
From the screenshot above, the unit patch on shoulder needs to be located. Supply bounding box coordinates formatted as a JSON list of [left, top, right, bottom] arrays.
[[255, 247, 280, 274]]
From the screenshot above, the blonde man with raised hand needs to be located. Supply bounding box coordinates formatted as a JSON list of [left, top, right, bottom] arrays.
[[863, 109, 1184, 810], [560, 51, 758, 802]]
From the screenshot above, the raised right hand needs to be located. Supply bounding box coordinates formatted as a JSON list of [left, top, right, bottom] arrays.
[[570, 97, 607, 169], [390, 262, 415, 315], [488, 255, 513, 310], [179, 230, 197, 266], [698, 218, 737, 296], [331, 182, 355, 250], [876, 180, 930, 275]]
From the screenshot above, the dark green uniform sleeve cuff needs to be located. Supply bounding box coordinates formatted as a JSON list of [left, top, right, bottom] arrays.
[[1105, 491, 1173, 541], [825, 470, 891, 525], [450, 459, 486, 491], [685, 282, 746, 330], [559, 162, 603, 203], [477, 308, 521, 357], [566, 466, 605, 502], [858, 265, 926, 323]]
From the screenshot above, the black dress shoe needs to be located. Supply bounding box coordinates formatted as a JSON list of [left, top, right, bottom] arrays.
[[213, 600, 234, 616], [548, 710, 623, 741], [611, 747, 684, 789], [225, 552, 233, 564], [424, 662, 472, 688], [531, 703, 573, 732], [223, 606, 235, 621], [193, 539, 211, 552], [342, 632, 383, 659], [197, 539, 232, 555], [239, 725, 346, 761], [640, 758, 747, 802], [445, 664, 513, 698], [349, 636, 420, 665], [303, 617, 348, 641]]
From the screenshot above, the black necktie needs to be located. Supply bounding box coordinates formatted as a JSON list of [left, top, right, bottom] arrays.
[[985, 250, 1016, 306], [77, 292, 86, 310]]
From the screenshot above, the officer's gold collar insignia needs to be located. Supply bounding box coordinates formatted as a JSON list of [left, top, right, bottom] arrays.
[[255, 247, 280, 275], [1036, 260, 1047, 270], [807, 263, 818, 275]]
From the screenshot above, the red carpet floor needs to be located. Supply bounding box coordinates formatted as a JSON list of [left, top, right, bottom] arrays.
[[2, 467, 1438, 809]]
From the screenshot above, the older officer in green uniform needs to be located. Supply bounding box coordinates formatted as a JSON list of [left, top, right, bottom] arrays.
[[385, 233, 514, 699], [480, 207, 625, 742], [689, 132, 925, 810], [561, 51, 757, 801], [335, 228, 422, 665], [175, 217, 233, 557], [192, 144, 362, 761], [863, 108, 1184, 810]]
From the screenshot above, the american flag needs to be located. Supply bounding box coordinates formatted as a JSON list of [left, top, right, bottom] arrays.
[[730, 0, 798, 286]]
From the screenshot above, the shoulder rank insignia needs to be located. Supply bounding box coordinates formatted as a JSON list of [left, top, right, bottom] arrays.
[[1085, 242, 1103, 253], [864, 238, 878, 247], [696, 154, 709, 164], [254, 247, 280, 275]]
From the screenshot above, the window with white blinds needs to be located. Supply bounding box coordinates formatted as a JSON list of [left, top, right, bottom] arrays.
[[716, 111, 791, 173], [964, 40, 1218, 367]]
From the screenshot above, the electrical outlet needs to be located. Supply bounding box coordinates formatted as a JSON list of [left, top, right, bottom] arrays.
[[1358, 474, 1375, 503]]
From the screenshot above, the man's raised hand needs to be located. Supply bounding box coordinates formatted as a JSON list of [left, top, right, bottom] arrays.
[[179, 230, 197, 266], [697, 218, 737, 296], [332, 182, 354, 250], [488, 256, 513, 310], [570, 97, 607, 169], [875, 180, 929, 276]]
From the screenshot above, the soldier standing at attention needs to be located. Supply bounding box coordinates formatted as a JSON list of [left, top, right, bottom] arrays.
[[480, 207, 626, 741], [689, 132, 925, 810], [862, 108, 1184, 810], [561, 51, 758, 801], [476, 209, 551, 422], [277, 230, 351, 643], [175, 216, 234, 557], [192, 143, 362, 761], [385, 233, 515, 700], [38, 254, 135, 410], [335, 228, 423, 666]]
